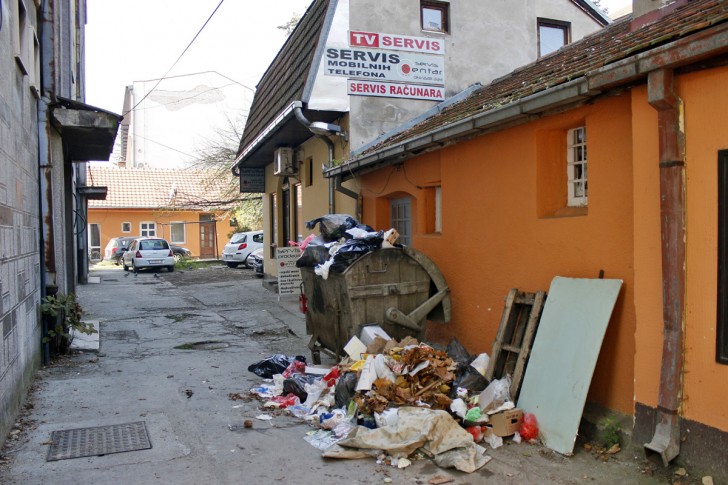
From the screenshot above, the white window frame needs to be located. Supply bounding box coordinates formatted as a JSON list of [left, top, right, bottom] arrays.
[[121, 222, 131, 233], [140, 221, 157, 237], [567, 127, 588, 207], [169, 222, 186, 244]]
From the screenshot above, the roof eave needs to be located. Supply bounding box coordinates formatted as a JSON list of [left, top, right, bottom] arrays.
[[326, 21, 728, 180]]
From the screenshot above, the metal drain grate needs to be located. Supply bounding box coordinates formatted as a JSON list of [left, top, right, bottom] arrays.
[[47, 421, 151, 461]]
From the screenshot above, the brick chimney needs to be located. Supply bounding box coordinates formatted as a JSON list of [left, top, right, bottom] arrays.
[[631, 0, 686, 30]]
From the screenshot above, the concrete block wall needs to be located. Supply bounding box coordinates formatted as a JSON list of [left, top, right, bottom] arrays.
[[0, 0, 43, 447]]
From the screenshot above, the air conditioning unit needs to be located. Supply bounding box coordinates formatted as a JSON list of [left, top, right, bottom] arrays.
[[273, 147, 297, 176]]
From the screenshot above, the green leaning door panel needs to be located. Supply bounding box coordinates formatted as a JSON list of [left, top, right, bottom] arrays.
[[517, 276, 623, 455]]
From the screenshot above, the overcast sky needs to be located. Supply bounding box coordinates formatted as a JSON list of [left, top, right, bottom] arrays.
[[85, 0, 633, 116]]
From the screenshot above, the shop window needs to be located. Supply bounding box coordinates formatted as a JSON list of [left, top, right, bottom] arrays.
[[421, 1, 449, 34], [717, 150, 728, 364], [538, 18, 570, 57]]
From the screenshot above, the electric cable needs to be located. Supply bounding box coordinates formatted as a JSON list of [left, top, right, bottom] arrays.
[[123, 0, 226, 117]]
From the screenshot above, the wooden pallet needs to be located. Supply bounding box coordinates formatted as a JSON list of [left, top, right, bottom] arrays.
[[486, 288, 546, 402]]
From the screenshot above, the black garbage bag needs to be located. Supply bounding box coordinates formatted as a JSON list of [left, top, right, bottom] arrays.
[[451, 365, 490, 396], [446, 338, 489, 395], [306, 214, 359, 241], [283, 374, 317, 402], [446, 338, 472, 367], [330, 232, 384, 273], [335, 372, 358, 408], [248, 354, 305, 379], [296, 236, 330, 268]]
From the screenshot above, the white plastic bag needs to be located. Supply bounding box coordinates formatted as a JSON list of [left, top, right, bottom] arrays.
[[478, 374, 512, 413]]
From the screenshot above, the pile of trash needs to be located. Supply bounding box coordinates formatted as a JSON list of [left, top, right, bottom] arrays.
[[246, 332, 539, 474], [295, 214, 400, 279]]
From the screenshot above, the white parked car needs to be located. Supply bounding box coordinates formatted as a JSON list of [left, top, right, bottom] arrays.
[[222, 231, 263, 268], [122, 237, 175, 273]]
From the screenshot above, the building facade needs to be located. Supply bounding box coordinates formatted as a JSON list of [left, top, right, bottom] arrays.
[[233, 0, 608, 280], [324, 0, 728, 476], [0, 0, 119, 445]]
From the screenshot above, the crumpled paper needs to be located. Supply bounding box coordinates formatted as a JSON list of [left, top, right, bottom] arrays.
[[322, 407, 488, 473]]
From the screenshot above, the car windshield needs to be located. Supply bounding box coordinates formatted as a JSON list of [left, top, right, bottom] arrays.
[[139, 239, 169, 250], [230, 234, 246, 244]]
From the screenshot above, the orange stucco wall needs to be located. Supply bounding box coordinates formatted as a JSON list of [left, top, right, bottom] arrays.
[[361, 95, 636, 414], [88, 209, 230, 259], [632, 66, 728, 433], [359, 65, 728, 432]]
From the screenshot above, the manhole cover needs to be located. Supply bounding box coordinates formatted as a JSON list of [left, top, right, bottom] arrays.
[[47, 421, 151, 461]]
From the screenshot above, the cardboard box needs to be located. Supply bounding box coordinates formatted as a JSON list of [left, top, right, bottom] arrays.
[[484, 408, 523, 437]]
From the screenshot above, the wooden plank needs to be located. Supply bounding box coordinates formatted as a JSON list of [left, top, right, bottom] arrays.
[[348, 280, 429, 299], [486, 288, 518, 382], [510, 290, 546, 401]]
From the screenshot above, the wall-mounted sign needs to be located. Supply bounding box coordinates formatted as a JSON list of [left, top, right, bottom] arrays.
[[239, 167, 265, 193], [347, 80, 445, 101], [325, 47, 444, 86], [349, 31, 445, 55]]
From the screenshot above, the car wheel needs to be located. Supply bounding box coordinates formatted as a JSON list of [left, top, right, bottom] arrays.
[[132, 261, 138, 273], [173, 253, 182, 263], [226, 262, 239, 268], [168, 265, 175, 272]]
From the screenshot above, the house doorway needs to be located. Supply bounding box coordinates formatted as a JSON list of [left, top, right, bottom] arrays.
[[199, 215, 216, 259], [88, 223, 101, 261]]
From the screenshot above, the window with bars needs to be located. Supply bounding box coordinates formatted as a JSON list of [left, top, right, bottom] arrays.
[[567, 127, 588, 207], [390, 197, 412, 246]]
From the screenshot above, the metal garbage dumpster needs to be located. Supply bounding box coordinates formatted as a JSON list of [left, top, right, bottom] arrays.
[[301, 246, 451, 364]]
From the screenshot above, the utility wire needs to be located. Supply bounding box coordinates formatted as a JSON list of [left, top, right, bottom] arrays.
[[122, 0, 226, 117]]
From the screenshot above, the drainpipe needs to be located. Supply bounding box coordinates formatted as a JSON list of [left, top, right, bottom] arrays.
[[644, 68, 685, 467], [36, 0, 55, 365], [294, 106, 337, 214]]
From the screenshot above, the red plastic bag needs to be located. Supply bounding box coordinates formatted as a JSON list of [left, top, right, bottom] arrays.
[[282, 359, 306, 378], [271, 393, 300, 408], [519, 412, 539, 441], [323, 367, 340, 387], [466, 425, 483, 443]]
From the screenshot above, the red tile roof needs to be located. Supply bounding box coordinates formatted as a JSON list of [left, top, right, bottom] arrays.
[[356, 0, 728, 157], [87, 166, 231, 210]]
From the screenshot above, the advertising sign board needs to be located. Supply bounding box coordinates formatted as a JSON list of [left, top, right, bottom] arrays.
[[347, 80, 445, 101], [276, 247, 302, 298], [349, 31, 445, 55], [325, 47, 444, 85]]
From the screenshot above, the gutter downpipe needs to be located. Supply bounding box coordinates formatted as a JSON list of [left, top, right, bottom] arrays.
[[644, 68, 685, 467], [294, 105, 336, 214], [36, 0, 54, 365]]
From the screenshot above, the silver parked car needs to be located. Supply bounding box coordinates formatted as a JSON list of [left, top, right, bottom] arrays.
[[122, 237, 175, 273], [222, 231, 263, 268]]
